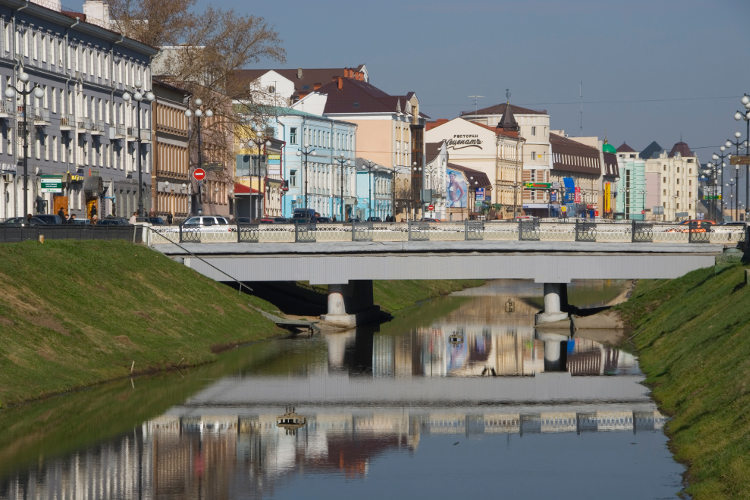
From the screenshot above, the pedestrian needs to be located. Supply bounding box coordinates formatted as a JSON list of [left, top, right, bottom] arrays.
[[129, 212, 137, 224], [25, 213, 32, 226], [90, 204, 97, 219], [91, 214, 98, 225], [69, 214, 77, 223], [167, 212, 173, 225], [57, 207, 65, 221]]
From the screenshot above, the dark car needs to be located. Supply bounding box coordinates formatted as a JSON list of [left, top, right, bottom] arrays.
[[35, 214, 63, 225], [3, 216, 45, 226], [97, 217, 130, 226], [147, 216, 166, 225], [366, 216, 382, 222], [316, 216, 331, 223]]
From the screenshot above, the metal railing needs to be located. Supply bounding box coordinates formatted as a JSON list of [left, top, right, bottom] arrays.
[[0, 224, 141, 243], [144, 220, 747, 247]]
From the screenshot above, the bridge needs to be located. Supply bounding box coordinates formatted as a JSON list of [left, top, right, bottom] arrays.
[[146, 220, 745, 327]]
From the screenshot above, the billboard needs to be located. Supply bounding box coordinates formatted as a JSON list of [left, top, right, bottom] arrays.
[[446, 169, 468, 208]]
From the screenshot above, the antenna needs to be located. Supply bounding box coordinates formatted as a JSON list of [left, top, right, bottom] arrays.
[[579, 81, 583, 131], [468, 95, 484, 115]]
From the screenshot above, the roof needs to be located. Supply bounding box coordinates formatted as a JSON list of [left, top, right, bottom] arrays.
[[668, 141, 695, 158], [603, 152, 620, 177], [550, 133, 601, 175], [616, 142, 636, 153], [425, 142, 444, 163], [447, 163, 492, 189], [229, 66, 367, 96], [426, 119, 450, 131], [602, 142, 617, 154], [460, 102, 546, 117], [497, 103, 520, 132], [640, 141, 664, 160], [426, 117, 520, 139], [316, 78, 415, 115]]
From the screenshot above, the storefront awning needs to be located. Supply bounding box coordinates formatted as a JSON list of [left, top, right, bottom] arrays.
[[234, 182, 259, 195]]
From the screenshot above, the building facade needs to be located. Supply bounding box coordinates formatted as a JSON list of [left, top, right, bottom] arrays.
[[355, 157, 392, 221], [615, 143, 647, 220], [152, 79, 190, 220], [643, 141, 700, 221], [549, 132, 602, 218], [0, 0, 157, 221]]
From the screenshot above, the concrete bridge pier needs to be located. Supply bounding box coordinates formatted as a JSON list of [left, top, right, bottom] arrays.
[[535, 331, 570, 372], [320, 280, 382, 328], [535, 283, 571, 325]]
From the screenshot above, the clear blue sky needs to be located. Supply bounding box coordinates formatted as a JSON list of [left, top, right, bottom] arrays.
[[152, 0, 750, 160]]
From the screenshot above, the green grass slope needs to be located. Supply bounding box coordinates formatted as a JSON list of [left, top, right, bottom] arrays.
[[0, 240, 283, 407], [617, 261, 750, 500]]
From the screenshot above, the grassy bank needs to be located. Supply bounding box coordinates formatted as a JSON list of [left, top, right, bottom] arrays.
[[0, 239, 287, 407], [617, 260, 750, 500], [0, 240, 482, 408]]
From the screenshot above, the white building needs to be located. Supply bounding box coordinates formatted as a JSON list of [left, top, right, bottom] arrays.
[[644, 141, 700, 221]]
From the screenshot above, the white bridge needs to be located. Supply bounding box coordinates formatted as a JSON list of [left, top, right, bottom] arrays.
[[146, 220, 745, 327]]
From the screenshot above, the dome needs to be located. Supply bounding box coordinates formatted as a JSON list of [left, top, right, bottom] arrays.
[[602, 142, 616, 153]]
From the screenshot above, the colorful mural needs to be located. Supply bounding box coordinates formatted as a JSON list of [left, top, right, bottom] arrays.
[[446, 169, 468, 208]]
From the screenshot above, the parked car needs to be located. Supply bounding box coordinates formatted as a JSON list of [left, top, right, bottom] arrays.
[[667, 219, 716, 233], [236, 217, 253, 224], [366, 216, 382, 222], [147, 216, 166, 225], [182, 215, 235, 232], [97, 217, 130, 226], [35, 214, 64, 225], [2, 216, 45, 226], [316, 216, 331, 223], [420, 217, 441, 222]]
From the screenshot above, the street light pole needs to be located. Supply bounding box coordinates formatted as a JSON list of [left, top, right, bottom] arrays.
[[248, 125, 272, 219], [296, 144, 316, 211], [734, 93, 750, 221], [5, 70, 44, 219], [362, 160, 375, 219], [185, 98, 213, 216], [713, 147, 730, 221], [333, 155, 350, 221], [123, 80, 155, 217]]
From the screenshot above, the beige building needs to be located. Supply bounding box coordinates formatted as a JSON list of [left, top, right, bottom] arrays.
[[425, 117, 523, 218], [461, 101, 550, 214], [644, 141, 700, 221]]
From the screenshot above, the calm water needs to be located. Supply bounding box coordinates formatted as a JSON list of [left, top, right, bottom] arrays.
[[0, 280, 685, 499]]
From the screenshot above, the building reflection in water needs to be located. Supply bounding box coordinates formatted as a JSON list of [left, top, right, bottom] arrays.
[[0, 405, 667, 500]]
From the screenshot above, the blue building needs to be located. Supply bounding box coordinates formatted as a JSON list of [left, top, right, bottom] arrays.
[[271, 108, 357, 219], [355, 158, 393, 220], [615, 143, 646, 220]]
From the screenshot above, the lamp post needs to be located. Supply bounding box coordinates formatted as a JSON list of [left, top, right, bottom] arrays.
[[5, 70, 44, 219], [296, 144, 316, 211], [333, 155, 350, 221], [734, 93, 750, 221], [184, 98, 213, 215], [123, 80, 155, 217], [248, 126, 272, 219], [361, 160, 375, 219], [411, 161, 422, 221], [712, 147, 729, 221], [726, 133, 744, 220]]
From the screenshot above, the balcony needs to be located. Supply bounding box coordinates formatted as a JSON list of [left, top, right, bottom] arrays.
[[91, 121, 106, 136], [30, 107, 50, 126], [59, 115, 74, 131], [127, 127, 151, 142], [77, 118, 93, 134], [0, 101, 14, 118]]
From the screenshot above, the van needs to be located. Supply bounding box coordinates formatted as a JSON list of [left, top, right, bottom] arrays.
[[292, 208, 316, 223]]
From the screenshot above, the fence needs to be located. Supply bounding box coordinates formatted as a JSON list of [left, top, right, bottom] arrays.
[[0, 224, 142, 243], [145, 219, 748, 247]]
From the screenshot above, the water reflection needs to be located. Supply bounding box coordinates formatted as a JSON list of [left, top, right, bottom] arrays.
[[0, 280, 684, 499]]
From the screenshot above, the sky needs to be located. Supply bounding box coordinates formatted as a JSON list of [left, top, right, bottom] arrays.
[[90, 0, 750, 162]]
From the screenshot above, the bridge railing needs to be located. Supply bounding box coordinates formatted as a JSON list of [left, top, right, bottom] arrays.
[[144, 220, 747, 246]]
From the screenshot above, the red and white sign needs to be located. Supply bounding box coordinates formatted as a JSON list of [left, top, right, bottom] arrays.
[[193, 168, 206, 181], [428, 204, 435, 211]]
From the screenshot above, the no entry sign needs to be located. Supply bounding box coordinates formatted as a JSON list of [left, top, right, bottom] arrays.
[[193, 168, 206, 181]]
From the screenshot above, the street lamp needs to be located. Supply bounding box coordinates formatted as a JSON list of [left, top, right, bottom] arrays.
[[411, 161, 422, 220], [713, 146, 730, 221], [123, 80, 155, 216], [184, 98, 213, 215], [5, 70, 44, 218], [296, 144, 316, 211], [247, 125, 272, 219], [333, 155, 350, 221], [734, 93, 750, 221], [362, 160, 376, 219]]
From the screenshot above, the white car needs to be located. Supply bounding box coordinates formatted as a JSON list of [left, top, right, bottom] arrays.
[[182, 216, 235, 232]]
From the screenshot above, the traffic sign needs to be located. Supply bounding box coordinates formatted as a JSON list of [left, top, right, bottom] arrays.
[[40, 175, 62, 193], [730, 155, 750, 165], [193, 168, 206, 181], [428, 204, 435, 211]]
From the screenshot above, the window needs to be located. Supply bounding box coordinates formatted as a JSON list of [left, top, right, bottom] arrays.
[[289, 169, 297, 187], [290, 127, 297, 144], [531, 126, 536, 136], [530, 151, 536, 162]]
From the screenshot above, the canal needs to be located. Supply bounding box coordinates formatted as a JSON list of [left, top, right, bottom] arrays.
[[0, 280, 685, 499]]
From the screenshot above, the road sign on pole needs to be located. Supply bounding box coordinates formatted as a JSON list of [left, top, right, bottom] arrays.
[[730, 155, 750, 165], [193, 168, 206, 181]]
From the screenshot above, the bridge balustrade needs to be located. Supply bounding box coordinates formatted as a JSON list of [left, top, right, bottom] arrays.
[[465, 220, 484, 240], [575, 221, 597, 242], [179, 225, 201, 243], [518, 219, 540, 241], [631, 220, 654, 243], [352, 221, 373, 242], [408, 220, 430, 241], [294, 222, 316, 243], [237, 223, 260, 243]]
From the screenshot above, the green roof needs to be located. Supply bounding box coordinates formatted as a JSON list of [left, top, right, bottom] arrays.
[[602, 142, 617, 153]]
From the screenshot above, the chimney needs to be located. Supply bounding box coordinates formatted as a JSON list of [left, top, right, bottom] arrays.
[[296, 68, 303, 79], [337, 77, 343, 90]]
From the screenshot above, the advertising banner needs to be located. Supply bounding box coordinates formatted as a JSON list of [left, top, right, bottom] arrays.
[[446, 169, 468, 208]]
